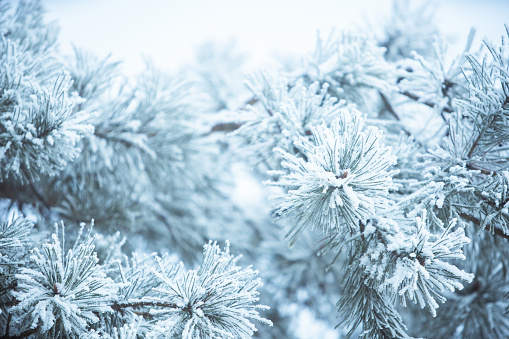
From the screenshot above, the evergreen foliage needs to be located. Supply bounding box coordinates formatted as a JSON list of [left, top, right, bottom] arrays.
[[1, 0, 509, 338], [0, 1, 269, 337]]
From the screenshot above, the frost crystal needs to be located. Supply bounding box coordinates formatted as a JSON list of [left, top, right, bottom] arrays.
[[363, 213, 474, 317], [233, 73, 347, 167], [269, 109, 397, 243], [147, 241, 272, 339], [12, 223, 116, 338]]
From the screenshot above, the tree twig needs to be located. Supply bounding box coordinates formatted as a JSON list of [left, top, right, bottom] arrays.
[[110, 300, 178, 311], [466, 163, 497, 176], [108, 300, 181, 320], [3, 327, 38, 339], [379, 91, 400, 121], [459, 212, 509, 241], [5, 312, 12, 337], [400, 91, 453, 114], [210, 122, 242, 133], [466, 116, 493, 159]]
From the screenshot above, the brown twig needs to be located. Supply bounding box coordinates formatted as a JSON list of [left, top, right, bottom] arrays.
[[466, 116, 493, 159], [210, 122, 242, 133], [110, 300, 179, 317], [465, 163, 497, 176], [459, 212, 509, 241], [3, 327, 38, 339], [110, 300, 178, 310], [400, 91, 453, 114], [209, 96, 259, 134], [5, 312, 12, 337], [379, 91, 400, 121], [109, 300, 181, 320]]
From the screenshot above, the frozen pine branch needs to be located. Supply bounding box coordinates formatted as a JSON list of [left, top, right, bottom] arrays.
[[4, 224, 271, 338], [337, 268, 408, 339], [268, 108, 397, 245], [302, 32, 395, 111], [147, 241, 272, 339], [0, 216, 32, 262], [233, 73, 348, 168], [11, 222, 117, 338], [396, 35, 471, 121], [83, 318, 141, 339], [363, 213, 473, 316], [0, 216, 33, 329], [66, 47, 121, 109], [0, 43, 93, 183]]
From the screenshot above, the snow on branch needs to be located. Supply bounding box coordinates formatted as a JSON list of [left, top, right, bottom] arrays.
[[233, 73, 348, 167], [12, 221, 116, 338], [147, 241, 272, 339], [363, 213, 474, 316], [0, 44, 93, 183], [268, 108, 397, 244]]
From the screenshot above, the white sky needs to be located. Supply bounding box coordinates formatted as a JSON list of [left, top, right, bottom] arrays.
[[42, 0, 509, 75]]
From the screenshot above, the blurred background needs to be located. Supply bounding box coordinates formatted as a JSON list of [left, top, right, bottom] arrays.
[[44, 0, 509, 75]]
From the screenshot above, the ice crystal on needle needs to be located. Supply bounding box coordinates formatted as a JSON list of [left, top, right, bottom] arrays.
[[12, 223, 116, 338], [269, 109, 397, 243], [148, 241, 272, 339]]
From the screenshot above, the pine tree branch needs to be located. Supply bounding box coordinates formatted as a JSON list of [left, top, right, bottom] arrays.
[[377, 90, 426, 144], [2, 298, 19, 308], [110, 300, 179, 319], [209, 96, 259, 133], [110, 301, 178, 311], [210, 122, 242, 133], [466, 115, 493, 158], [5, 312, 12, 337], [459, 212, 509, 241], [94, 129, 147, 152], [3, 327, 38, 339], [466, 163, 498, 176], [379, 91, 400, 121], [0, 281, 17, 298], [400, 90, 453, 114], [3, 299, 181, 335]]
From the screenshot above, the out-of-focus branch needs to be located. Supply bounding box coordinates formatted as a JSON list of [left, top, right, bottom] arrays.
[[400, 90, 453, 113], [459, 212, 509, 241]]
